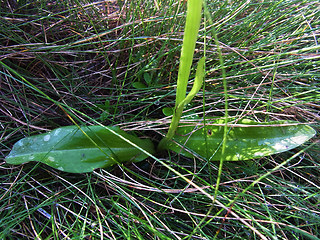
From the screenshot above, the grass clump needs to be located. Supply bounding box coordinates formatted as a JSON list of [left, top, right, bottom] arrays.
[[1, 0, 319, 239]]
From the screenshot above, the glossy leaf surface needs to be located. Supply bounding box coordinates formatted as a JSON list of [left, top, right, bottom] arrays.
[[5, 126, 155, 173], [163, 119, 316, 161]]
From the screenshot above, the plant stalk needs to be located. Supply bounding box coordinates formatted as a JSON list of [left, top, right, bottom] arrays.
[[158, 0, 203, 150]]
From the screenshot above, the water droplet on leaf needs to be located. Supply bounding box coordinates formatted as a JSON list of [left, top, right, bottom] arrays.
[[43, 135, 51, 142]]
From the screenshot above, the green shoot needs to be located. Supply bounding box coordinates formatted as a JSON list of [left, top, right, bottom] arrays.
[[158, 0, 204, 150]]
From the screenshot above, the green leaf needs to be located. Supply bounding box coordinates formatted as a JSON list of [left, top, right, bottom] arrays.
[[96, 100, 110, 111], [163, 119, 316, 161], [177, 56, 206, 110], [162, 107, 174, 116], [143, 72, 152, 85], [5, 126, 155, 173], [132, 82, 147, 89]]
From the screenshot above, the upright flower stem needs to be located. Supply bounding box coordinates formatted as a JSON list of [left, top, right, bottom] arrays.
[[158, 0, 203, 150]]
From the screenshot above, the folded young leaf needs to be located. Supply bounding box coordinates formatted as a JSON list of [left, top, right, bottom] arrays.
[[5, 126, 155, 173], [163, 119, 316, 161]]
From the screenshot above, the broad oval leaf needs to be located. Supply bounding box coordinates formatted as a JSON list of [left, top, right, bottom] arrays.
[[163, 119, 316, 161], [162, 107, 174, 117], [5, 126, 155, 173]]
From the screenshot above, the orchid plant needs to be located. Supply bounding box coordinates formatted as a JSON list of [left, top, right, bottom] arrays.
[[5, 0, 316, 173]]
